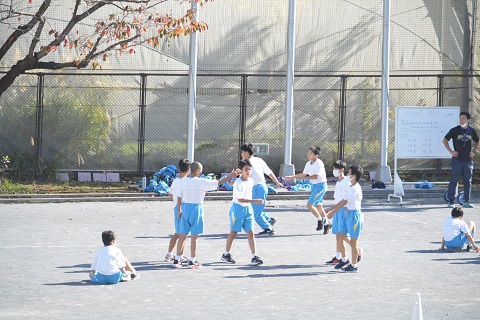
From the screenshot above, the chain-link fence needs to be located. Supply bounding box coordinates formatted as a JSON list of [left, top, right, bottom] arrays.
[[1, 72, 479, 176]]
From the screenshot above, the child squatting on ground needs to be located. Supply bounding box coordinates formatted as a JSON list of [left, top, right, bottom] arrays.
[[89, 230, 139, 284], [440, 207, 479, 252], [174, 161, 240, 269], [325, 164, 364, 273], [165, 159, 191, 263], [221, 159, 264, 266]]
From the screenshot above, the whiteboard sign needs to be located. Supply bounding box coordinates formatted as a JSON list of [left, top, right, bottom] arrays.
[[395, 106, 459, 158]]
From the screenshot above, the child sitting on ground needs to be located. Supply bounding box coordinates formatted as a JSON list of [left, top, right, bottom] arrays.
[[89, 230, 139, 284], [440, 207, 479, 252]]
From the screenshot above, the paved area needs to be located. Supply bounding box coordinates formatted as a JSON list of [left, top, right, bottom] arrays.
[[0, 196, 479, 319]]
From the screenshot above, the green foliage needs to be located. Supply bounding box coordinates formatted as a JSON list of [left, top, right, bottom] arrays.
[[0, 75, 112, 174], [0, 155, 10, 183], [0, 180, 35, 194]]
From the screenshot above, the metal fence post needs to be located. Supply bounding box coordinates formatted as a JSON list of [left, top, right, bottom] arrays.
[[137, 74, 147, 175], [34, 73, 44, 161], [238, 75, 247, 161], [338, 75, 347, 160], [436, 75, 444, 171], [437, 75, 444, 107]]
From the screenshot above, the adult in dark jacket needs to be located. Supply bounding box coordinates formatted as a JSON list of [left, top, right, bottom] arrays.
[[443, 111, 480, 208]]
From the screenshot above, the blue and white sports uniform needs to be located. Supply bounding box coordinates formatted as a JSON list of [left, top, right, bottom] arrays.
[[177, 176, 219, 235], [169, 176, 185, 234], [338, 183, 364, 239], [443, 217, 472, 248], [90, 246, 127, 285], [332, 176, 350, 235], [303, 159, 327, 206], [229, 177, 255, 232], [249, 156, 275, 229]]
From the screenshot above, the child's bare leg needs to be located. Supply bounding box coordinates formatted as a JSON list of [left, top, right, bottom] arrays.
[[124, 259, 136, 274], [190, 234, 199, 258], [176, 234, 188, 257], [440, 237, 445, 250], [316, 205, 326, 218], [306, 204, 320, 219], [350, 238, 359, 264], [168, 233, 180, 253], [225, 232, 237, 252], [246, 231, 256, 254], [337, 233, 347, 258], [467, 221, 476, 238], [343, 236, 352, 246]]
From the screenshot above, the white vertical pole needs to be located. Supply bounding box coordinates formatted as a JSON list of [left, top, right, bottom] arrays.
[[279, 0, 295, 178], [284, 0, 296, 166], [187, 0, 198, 162], [280, 0, 296, 178], [377, 0, 392, 182]]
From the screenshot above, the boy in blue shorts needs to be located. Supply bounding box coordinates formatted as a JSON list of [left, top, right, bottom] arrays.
[[89, 230, 139, 284], [221, 159, 265, 266], [325, 164, 364, 273], [174, 161, 240, 269], [325, 160, 361, 264], [285, 146, 329, 232], [164, 159, 190, 263], [240, 143, 283, 236], [440, 207, 478, 252]]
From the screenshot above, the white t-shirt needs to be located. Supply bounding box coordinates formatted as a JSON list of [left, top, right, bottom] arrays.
[[91, 246, 126, 276], [443, 217, 470, 241], [178, 176, 219, 204], [302, 159, 327, 184], [232, 177, 254, 207], [334, 177, 350, 204], [344, 183, 362, 210], [169, 177, 185, 204], [249, 156, 273, 185]]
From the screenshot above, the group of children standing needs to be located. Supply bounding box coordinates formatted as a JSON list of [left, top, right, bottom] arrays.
[[88, 142, 480, 284], [88, 144, 367, 283]]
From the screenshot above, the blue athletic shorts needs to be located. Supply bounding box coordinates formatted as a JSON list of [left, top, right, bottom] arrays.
[[251, 183, 268, 218], [178, 203, 204, 235], [332, 207, 347, 235], [307, 182, 327, 206], [229, 203, 254, 233], [90, 271, 123, 285], [345, 209, 364, 239], [445, 232, 471, 248]]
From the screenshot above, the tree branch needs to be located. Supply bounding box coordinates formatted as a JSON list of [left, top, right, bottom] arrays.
[[28, 16, 45, 57], [33, 60, 88, 70], [89, 34, 141, 60], [0, 0, 51, 62]]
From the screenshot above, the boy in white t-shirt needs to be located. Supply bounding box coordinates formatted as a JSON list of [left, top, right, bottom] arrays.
[[221, 159, 265, 266], [325, 160, 362, 264], [164, 159, 190, 262], [174, 161, 239, 269], [89, 230, 139, 284], [326, 165, 364, 273], [240, 143, 283, 236], [285, 146, 329, 232], [440, 207, 478, 252]]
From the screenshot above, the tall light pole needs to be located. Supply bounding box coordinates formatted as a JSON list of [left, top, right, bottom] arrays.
[[279, 0, 296, 178], [376, 0, 392, 182], [187, 0, 199, 162]]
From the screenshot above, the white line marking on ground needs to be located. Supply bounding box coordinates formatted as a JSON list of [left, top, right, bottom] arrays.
[[383, 212, 428, 225]]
